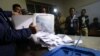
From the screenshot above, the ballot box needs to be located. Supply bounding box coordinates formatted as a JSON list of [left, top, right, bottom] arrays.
[[43, 45, 100, 56]]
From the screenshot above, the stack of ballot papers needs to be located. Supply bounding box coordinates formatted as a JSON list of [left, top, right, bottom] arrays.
[[33, 32, 82, 50]]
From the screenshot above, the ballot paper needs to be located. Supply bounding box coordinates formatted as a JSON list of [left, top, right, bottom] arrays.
[[12, 15, 36, 29]]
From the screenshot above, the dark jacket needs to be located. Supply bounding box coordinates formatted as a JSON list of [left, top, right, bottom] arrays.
[[65, 16, 78, 29], [78, 15, 89, 30], [89, 22, 100, 30], [65, 15, 78, 35], [0, 8, 32, 56]]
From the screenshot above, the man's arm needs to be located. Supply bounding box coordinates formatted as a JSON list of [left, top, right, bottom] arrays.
[[76, 17, 80, 34], [0, 23, 34, 43]]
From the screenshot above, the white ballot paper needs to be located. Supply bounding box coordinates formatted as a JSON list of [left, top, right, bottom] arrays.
[[12, 15, 36, 29]]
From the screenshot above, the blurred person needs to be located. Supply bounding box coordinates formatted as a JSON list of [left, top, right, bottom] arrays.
[[54, 12, 62, 34], [65, 7, 78, 35], [21, 9, 32, 15], [90, 17, 100, 30], [0, 8, 36, 56], [21, 9, 28, 15], [41, 8, 47, 13], [12, 4, 22, 15], [78, 9, 89, 36]]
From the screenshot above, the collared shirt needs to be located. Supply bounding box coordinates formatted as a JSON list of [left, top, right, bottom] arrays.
[[70, 15, 77, 27]]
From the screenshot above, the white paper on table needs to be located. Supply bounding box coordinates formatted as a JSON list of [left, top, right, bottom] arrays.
[[74, 40, 83, 44], [35, 31, 50, 37], [34, 32, 63, 46], [57, 34, 73, 43], [62, 35, 73, 43]]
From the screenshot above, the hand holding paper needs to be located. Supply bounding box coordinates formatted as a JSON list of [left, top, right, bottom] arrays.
[[29, 23, 37, 34]]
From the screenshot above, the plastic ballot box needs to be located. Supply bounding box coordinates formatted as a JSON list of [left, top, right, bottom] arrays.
[[43, 45, 100, 56]]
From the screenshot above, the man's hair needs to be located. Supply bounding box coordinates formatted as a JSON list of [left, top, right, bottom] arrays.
[[93, 17, 98, 21], [12, 4, 21, 11], [81, 9, 86, 13], [69, 7, 75, 12]]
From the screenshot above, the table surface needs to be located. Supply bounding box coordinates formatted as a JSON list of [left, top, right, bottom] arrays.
[[69, 35, 100, 50]]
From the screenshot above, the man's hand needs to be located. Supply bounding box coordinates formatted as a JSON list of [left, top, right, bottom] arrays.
[[29, 23, 36, 34]]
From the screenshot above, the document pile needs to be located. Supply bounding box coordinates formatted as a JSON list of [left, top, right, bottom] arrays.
[[34, 32, 74, 50]]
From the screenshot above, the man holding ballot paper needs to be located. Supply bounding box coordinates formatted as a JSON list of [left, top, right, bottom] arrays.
[[0, 8, 36, 56]]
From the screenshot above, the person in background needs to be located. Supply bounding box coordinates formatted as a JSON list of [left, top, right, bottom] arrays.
[[54, 12, 62, 34], [21, 9, 29, 15], [0, 8, 36, 56], [90, 17, 100, 30], [12, 4, 22, 15], [78, 9, 89, 36], [41, 8, 47, 13], [65, 7, 78, 35]]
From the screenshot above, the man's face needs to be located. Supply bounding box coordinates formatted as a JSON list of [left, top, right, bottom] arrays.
[[81, 10, 86, 16], [94, 19, 98, 23], [15, 7, 21, 13], [70, 9, 75, 16], [42, 8, 46, 13]]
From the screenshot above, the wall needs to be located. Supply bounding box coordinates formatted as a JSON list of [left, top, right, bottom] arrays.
[[32, 0, 64, 9], [0, 0, 27, 11], [63, 0, 97, 16], [77, 1, 100, 23], [31, 0, 65, 16]]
